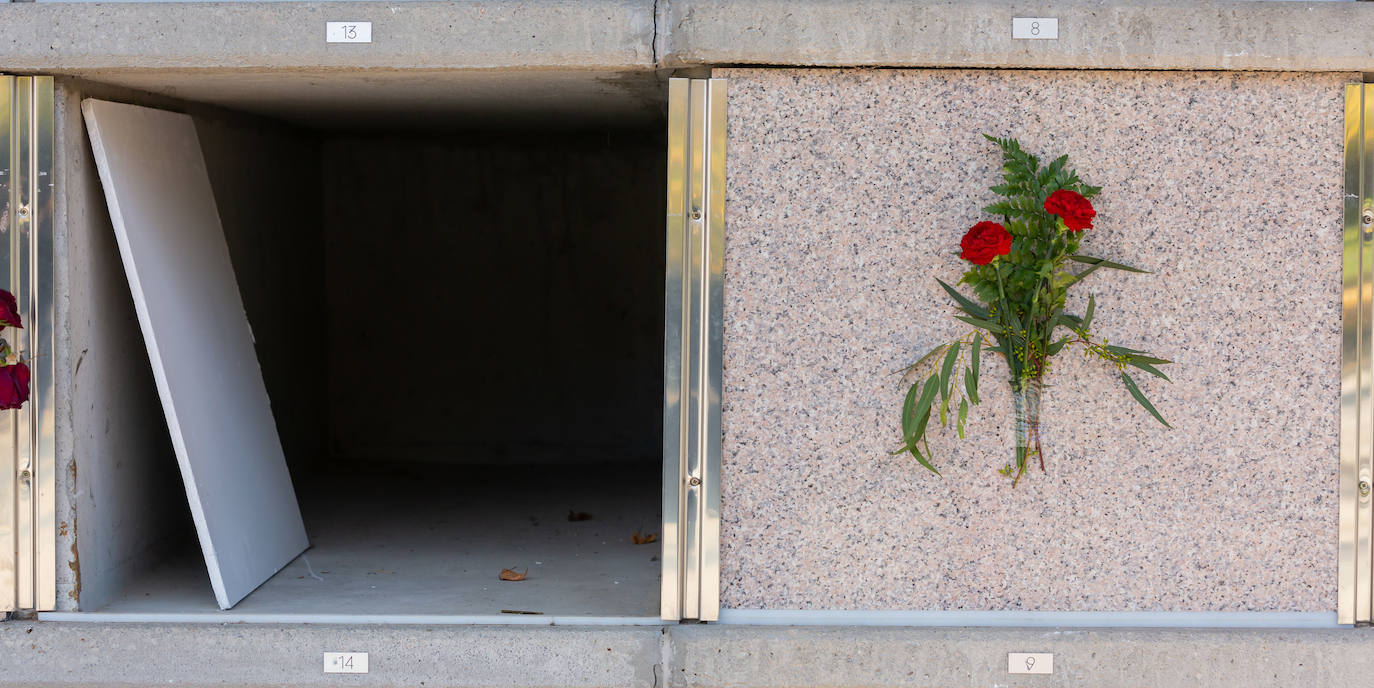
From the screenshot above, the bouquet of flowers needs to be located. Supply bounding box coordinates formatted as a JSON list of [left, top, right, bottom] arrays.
[[897, 136, 1170, 486]]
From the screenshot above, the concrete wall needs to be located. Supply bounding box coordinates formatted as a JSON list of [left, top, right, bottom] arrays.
[[718, 68, 1351, 612], [321, 133, 664, 465]]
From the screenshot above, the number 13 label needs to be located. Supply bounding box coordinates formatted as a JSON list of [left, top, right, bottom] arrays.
[[1012, 17, 1059, 40], [326, 22, 373, 43]]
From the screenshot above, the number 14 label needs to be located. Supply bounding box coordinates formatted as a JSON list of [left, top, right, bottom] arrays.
[[323, 652, 369, 674], [1012, 17, 1058, 40]]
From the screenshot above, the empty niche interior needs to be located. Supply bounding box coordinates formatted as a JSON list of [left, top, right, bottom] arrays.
[[73, 81, 668, 618]]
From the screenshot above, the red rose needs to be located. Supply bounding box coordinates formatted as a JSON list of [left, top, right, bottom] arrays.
[[0, 362, 30, 410], [0, 290, 21, 330], [1043, 189, 1095, 232], [959, 221, 1013, 265]]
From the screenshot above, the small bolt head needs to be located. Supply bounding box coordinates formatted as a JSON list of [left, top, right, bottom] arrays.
[[1361, 480, 1371, 498], [18, 469, 30, 482], [15, 206, 29, 219], [688, 476, 702, 487], [691, 210, 702, 221]]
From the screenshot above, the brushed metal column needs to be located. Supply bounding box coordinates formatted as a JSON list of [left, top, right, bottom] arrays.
[[0, 75, 55, 613], [1341, 83, 1374, 626], [662, 77, 725, 622]]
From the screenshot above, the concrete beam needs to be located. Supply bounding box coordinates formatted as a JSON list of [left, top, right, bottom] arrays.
[[6, 621, 1374, 687], [0, 622, 666, 687], [0, 0, 655, 71], [661, 0, 1374, 71], [668, 625, 1374, 687]]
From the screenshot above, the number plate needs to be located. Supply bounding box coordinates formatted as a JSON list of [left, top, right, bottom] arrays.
[[326, 22, 372, 43], [323, 652, 369, 674], [1008, 652, 1053, 675], [1012, 17, 1058, 40]]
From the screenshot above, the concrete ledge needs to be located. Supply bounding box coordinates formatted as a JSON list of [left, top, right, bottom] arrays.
[[0, 0, 655, 71], [661, 0, 1374, 71], [5, 621, 1374, 687], [669, 625, 1374, 688], [0, 622, 666, 687]]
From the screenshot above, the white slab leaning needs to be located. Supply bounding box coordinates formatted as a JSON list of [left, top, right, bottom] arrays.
[[81, 99, 308, 610]]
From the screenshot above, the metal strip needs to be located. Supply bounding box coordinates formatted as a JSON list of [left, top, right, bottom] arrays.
[[0, 75, 54, 613], [698, 78, 726, 622], [0, 75, 13, 613], [683, 78, 707, 619], [30, 76, 55, 612], [1359, 83, 1374, 626], [661, 78, 689, 621], [717, 609, 1339, 629], [41, 612, 673, 626], [1340, 83, 1362, 626], [661, 77, 726, 621], [12, 76, 33, 611]]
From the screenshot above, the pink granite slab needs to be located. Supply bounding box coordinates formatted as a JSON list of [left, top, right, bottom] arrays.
[[718, 68, 1352, 612]]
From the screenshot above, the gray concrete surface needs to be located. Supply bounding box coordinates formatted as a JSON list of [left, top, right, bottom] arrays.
[[662, 0, 1374, 71], [4, 1, 1374, 74], [4, 622, 1374, 687], [0, 1, 655, 70]]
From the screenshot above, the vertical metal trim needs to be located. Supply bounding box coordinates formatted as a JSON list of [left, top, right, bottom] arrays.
[[1342, 83, 1374, 627], [0, 75, 13, 613], [1340, 84, 1362, 626], [12, 76, 34, 611], [1359, 83, 1374, 626], [698, 78, 726, 622], [661, 78, 689, 621], [682, 78, 707, 618], [661, 77, 726, 622], [0, 75, 54, 613], [31, 76, 55, 612]]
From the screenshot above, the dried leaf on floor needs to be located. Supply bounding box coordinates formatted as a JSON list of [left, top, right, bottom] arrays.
[[567, 510, 593, 522], [632, 530, 659, 545], [499, 567, 528, 582]]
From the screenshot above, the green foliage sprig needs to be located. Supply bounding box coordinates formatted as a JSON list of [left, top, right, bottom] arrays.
[[895, 136, 1171, 486]]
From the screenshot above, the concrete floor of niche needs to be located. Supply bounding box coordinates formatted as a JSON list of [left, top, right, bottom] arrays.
[[95, 461, 663, 618]]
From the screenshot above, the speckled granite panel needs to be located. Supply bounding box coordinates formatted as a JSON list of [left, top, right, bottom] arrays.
[[718, 68, 1353, 612]]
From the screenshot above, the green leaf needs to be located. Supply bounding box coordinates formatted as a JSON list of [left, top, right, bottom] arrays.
[[953, 315, 1004, 334], [1124, 354, 1172, 365], [1082, 294, 1096, 332], [1126, 359, 1172, 381], [964, 368, 980, 405], [939, 343, 960, 400], [939, 393, 949, 428], [900, 379, 922, 440], [1121, 372, 1171, 428], [1068, 255, 1149, 273], [1104, 344, 1149, 356], [1045, 336, 1069, 356], [936, 279, 990, 319], [1062, 263, 1101, 288], [896, 343, 949, 375], [909, 443, 940, 475], [908, 376, 941, 444], [971, 334, 982, 379], [1003, 301, 1024, 337], [957, 398, 968, 439]]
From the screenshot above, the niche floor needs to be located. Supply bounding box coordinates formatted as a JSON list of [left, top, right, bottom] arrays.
[[91, 462, 662, 620]]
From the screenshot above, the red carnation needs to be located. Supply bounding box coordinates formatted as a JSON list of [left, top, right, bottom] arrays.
[[0, 289, 21, 330], [1043, 189, 1095, 232], [0, 362, 30, 411], [959, 221, 1013, 265]]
